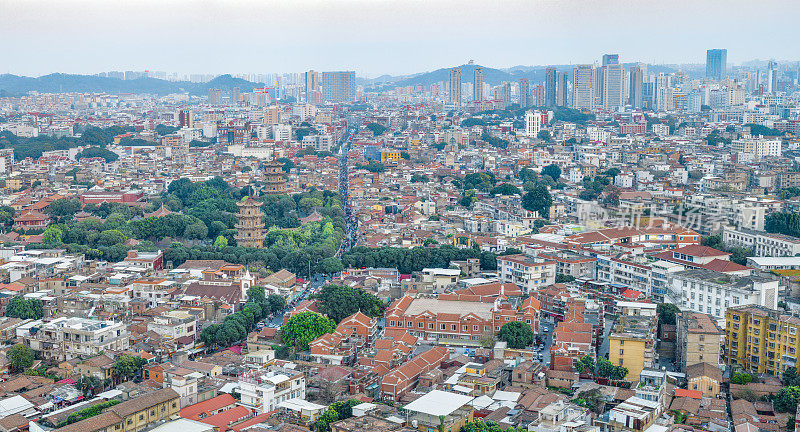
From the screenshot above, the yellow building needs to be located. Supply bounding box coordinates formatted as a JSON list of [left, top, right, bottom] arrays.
[[608, 314, 657, 381], [380, 150, 401, 163], [725, 305, 800, 377], [53, 388, 180, 432]]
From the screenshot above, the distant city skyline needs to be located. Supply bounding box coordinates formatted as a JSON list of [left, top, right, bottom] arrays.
[[2, 0, 799, 78]]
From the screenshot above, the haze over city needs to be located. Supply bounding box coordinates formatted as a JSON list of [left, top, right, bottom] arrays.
[[2, 0, 799, 77], [2, 4, 800, 432]]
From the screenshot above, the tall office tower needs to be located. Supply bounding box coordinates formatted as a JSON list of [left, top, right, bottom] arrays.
[[494, 83, 511, 109], [208, 88, 225, 105], [304, 70, 320, 104], [602, 63, 625, 109], [642, 82, 655, 109], [230, 87, 241, 105], [449, 68, 462, 106], [655, 74, 673, 111], [598, 54, 619, 103], [556, 72, 568, 107], [545, 68, 556, 106], [706, 49, 727, 81], [533, 85, 545, 106], [629, 65, 644, 109], [687, 91, 702, 113], [572, 65, 594, 109], [321, 71, 356, 103], [602, 54, 619, 66], [179, 109, 193, 128], [473, 68, 483, 102], [767, 60, 778, 93], [519, 78, 530, 108], [263, 105, 281, 125]]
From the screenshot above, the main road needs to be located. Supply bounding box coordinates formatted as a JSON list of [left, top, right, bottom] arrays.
[[265, 127, 359, 328]]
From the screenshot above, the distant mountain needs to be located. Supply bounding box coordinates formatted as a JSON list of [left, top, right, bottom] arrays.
[[0, 73, 264, 96]]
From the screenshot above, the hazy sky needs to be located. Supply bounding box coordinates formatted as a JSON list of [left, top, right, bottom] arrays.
[[2, 0, 798, 78]]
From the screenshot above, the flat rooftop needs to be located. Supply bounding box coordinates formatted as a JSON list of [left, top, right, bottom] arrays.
[[404, 298, 494, 320]]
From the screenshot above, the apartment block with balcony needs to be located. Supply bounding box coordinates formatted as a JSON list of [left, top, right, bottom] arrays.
[[497, 254, 556, 293], [23, 317, 129, 362], [668, 269, 779, 320], [608, 312, 657, 382], [237, 367, 305, 414], [676, 311, 724, 372], [725, 305, 800, 377], [723, 227, 800, 257]]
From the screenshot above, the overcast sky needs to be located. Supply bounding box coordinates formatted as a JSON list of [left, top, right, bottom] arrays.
[[2, 0, 798, 78]]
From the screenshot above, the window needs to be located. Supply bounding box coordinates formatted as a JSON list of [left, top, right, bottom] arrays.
[[619, 349, 624, 355]]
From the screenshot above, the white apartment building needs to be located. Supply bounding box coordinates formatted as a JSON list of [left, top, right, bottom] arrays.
[[683, 194, 770, 233], [595, 254, 651, 296], [292, 103, 317, 121], [525, 110, 541, 138], [23, 317, 129, 362], [238, 367, 306, 414], [0, 148, 13, 174], [147, 310, 197, 340], [272, 124, 292, 141], [667, 269, 779, 320], [650, 260, 685, 303], [496, 254, 557, 293], [301, 134, 333, 152], [129, 278, 176, 308], [731, 136, 781, 159], [419, 268, 461, 293], [722, 227, 800, 257]]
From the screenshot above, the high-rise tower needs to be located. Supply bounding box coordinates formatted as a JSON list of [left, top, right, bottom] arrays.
[[629, 65, 644, 109], [449, 68, 462, 107], [706, 49, 727, 81], [519, 78, 530, 108], [545, 68, 556, 106], [555, 72, 568, 107], [572, 65, 594, 109], [602, 63, 625, 109], [473, 68, 483, 102]]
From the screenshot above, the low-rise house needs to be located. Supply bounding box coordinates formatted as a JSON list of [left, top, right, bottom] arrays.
[[686, 362, 724, 399], [403, 390, 474, 432]]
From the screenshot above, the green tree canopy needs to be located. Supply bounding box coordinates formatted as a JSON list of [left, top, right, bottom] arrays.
[[281, 311, 336, 351], [541, 164, 561, 181], [43, 226, 63, 245], [657, 303, 681, 326], [490, 184, 521, 196], [5, 297, 44, 320], [774, 386, 800, 412], [497, 321, 534, 349], [314, 284, 385, 323], [366, 123, 388, 137], [114, 355, 147, 382], [522, 183, 552, 219], [6, 343, 34, 372]]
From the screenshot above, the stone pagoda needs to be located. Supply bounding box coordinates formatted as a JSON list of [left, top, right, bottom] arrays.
[[235, 196, 266, 248], [263, 159, 286, 195]]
